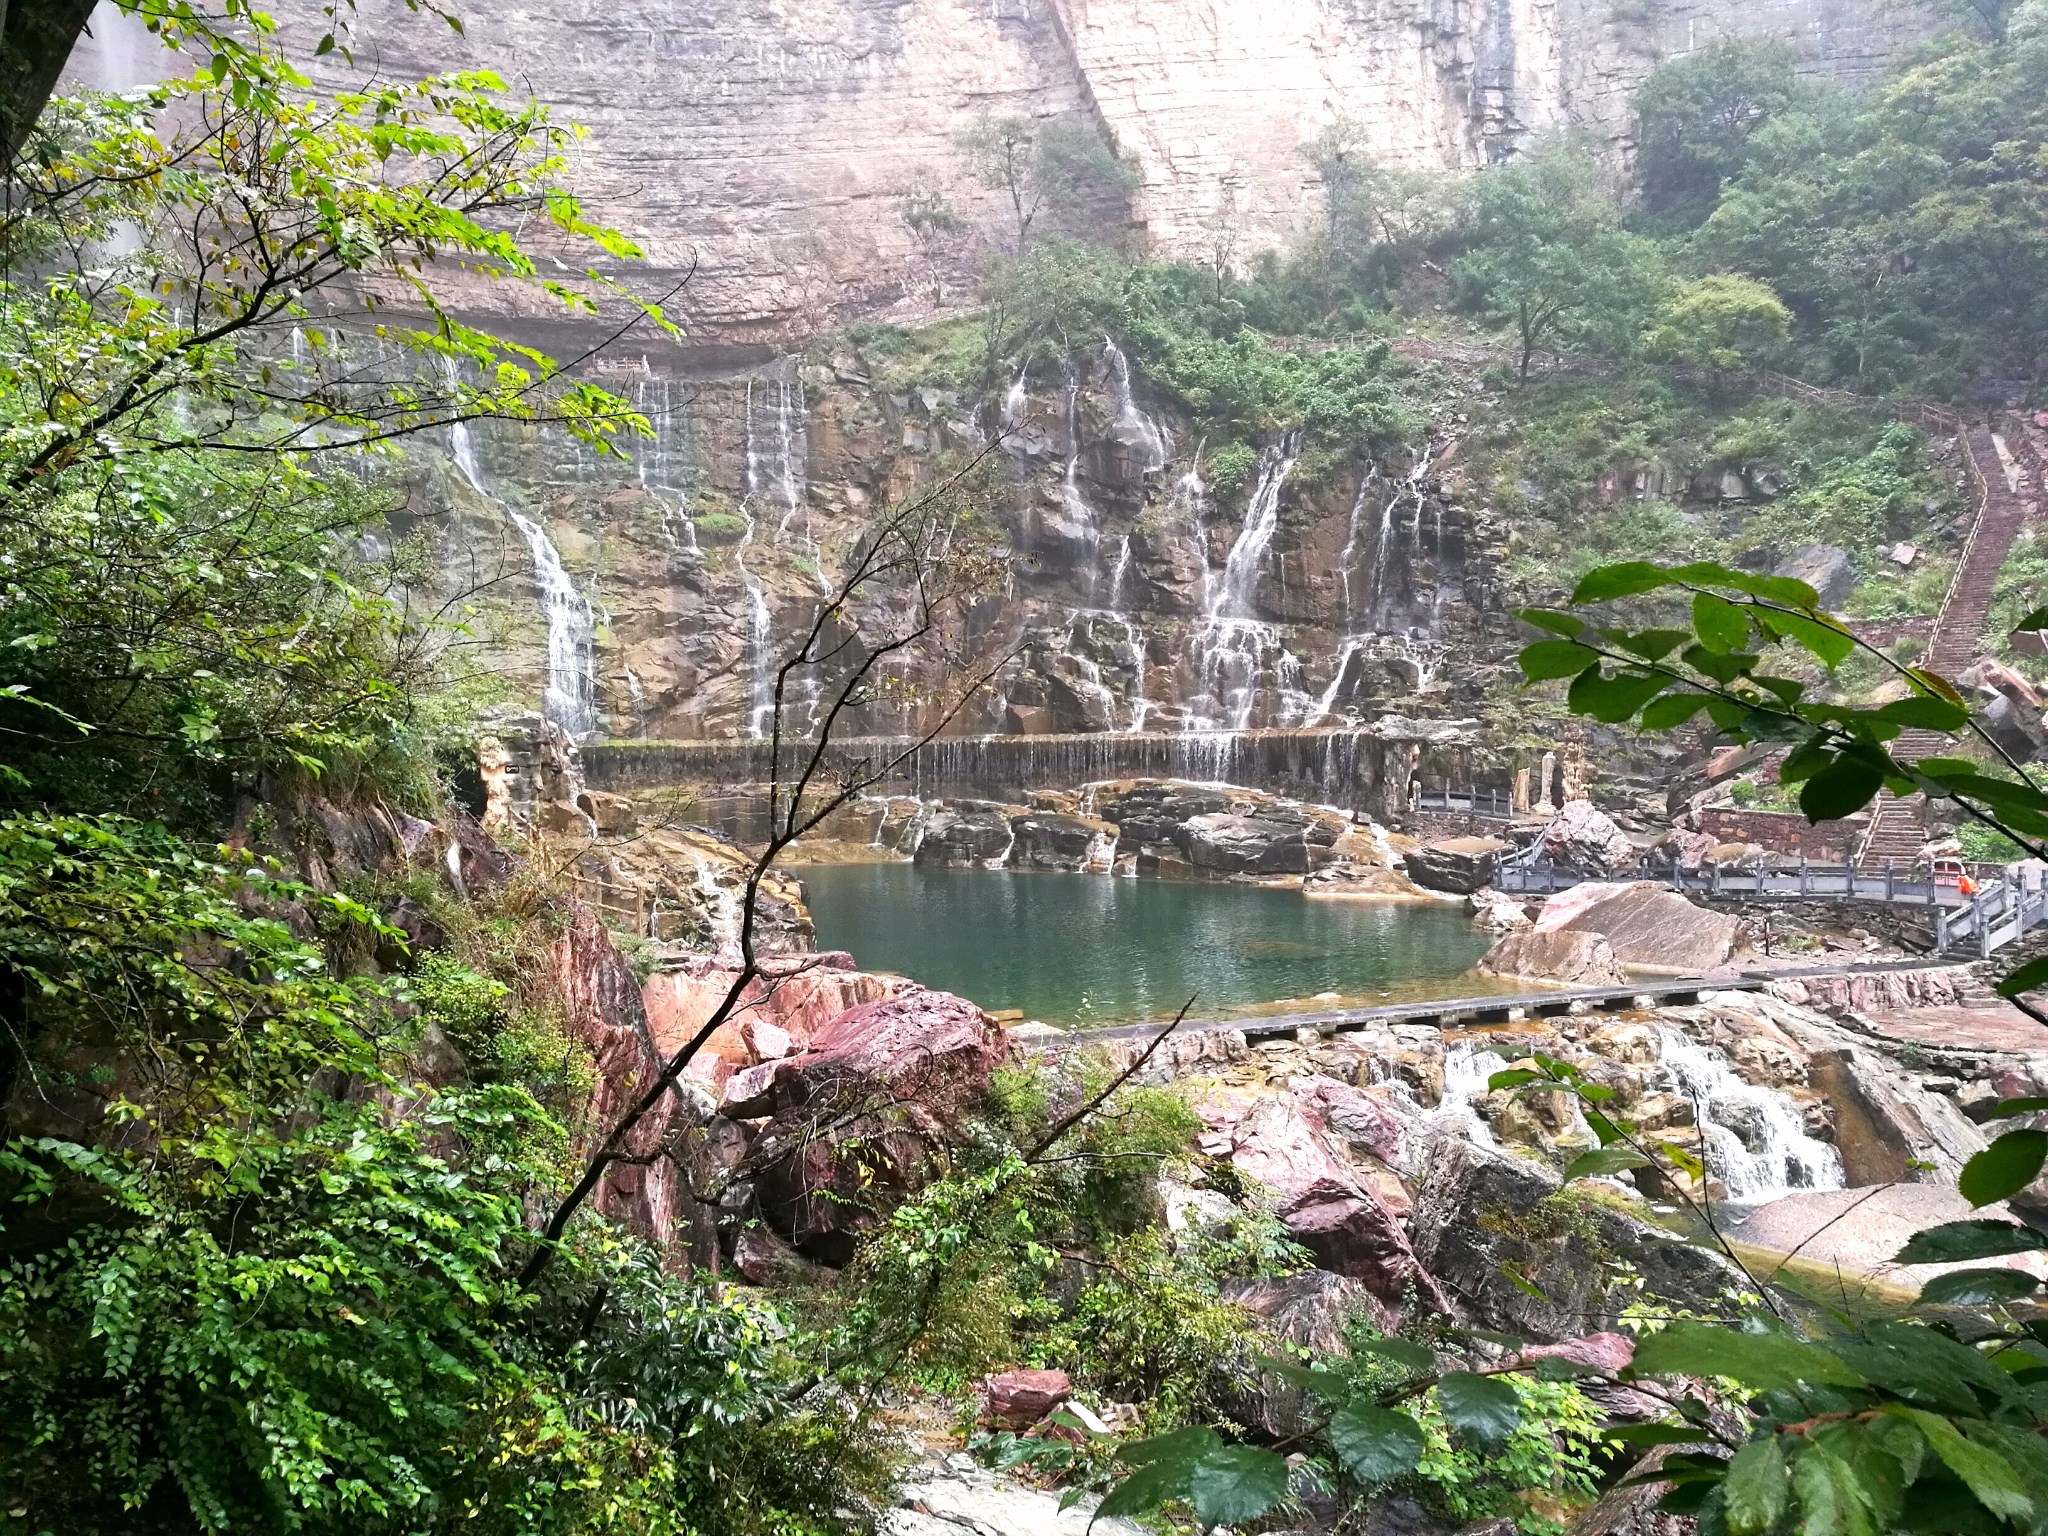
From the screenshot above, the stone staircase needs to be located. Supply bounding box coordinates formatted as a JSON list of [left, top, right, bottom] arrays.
[[1858, 419, 2037, 866]]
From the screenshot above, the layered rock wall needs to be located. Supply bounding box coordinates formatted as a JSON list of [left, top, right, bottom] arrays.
[[294, 0, 1924, 344]]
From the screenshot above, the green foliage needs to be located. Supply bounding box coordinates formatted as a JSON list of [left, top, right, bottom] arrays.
[[956, 113, 1134, 248], [1634, 39, 1806, 231], [690, 511, 748, 544], [1043, 1229, 1269, 1424], [1452, 138, 1666, 378], [1644, 274, 1793, 371], [1738, 423, 1938, 565], [1686, 20, 2048, 394], [979, 242, 1415, 448], [1410, 1376, 1605, 1534], [1513, 559, 2048, 1534]]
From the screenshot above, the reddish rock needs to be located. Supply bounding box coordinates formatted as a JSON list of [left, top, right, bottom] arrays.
[[642, 958, 903, 1091], [981, 1368, 1072, 1428], [548, 900, 695, 1245], [755, 987, 1006, 1261], [1288, 1075, 1410, 1169], [1513, 1332, 1635, 1374], [1478, 928, 1629, 986], [1196, 1089, 1447, 1314], [733, 1225, 823, 1286]]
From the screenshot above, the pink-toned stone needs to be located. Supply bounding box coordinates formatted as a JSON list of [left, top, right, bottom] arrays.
[[1514, 1332, 1635, 1374], [980, 1368, 1072, 1429], [1196, 1088, 1447, 1313], [756, 987, 1006, 1259], [720, 1060, 782, 1118], [1288, 1075, 1409, 1168], [547, 900, 690, 1245]]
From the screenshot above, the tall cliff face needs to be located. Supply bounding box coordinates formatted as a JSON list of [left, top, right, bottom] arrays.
[[318, 0, 1923, 347]]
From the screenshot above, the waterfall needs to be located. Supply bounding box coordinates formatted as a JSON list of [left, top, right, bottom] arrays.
[[1312, 637, 1368, 723], [1001, 363, 1029, 432], [1187, 437, 1310, 730], [1654, 1030, 1843, 1203], [1215, 435, 1301, 617], [1366, 440, 1439, 634], [1106, 535, 1133, 612], [1430, 1042, 1510, 1150], [637, 374, 700, 554], [1102, 336, 1169, 473], [737, 376, 777, 740], [1061, 371, 1101, 572], [446, 372, 600, 739], [1336, 464, 1383, 623]]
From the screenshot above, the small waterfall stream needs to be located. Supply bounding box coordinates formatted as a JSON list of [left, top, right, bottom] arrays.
[[1654, 1030, 1843, 1203], [1103, 337, 1169, 473], [1187, 436, 1311, 730], [738, 377, 779, 739], [1061, 371, 1102, 581], [446, 379, 599, 738]]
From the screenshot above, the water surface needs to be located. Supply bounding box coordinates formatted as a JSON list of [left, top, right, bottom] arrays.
[[801, 864, 1499, 1026]]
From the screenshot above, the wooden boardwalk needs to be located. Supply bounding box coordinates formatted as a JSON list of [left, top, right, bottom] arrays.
[[1068, 958, 1962, 1047]]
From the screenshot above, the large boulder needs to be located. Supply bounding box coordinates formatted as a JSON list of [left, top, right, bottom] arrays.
[[1538, 801, 1638, 875], [1405, 836, 1508, 894], [1178, 810, 1318, 875], [1536, 881, 1738, 973], [1097, 781, 1231, 850], [914, 802, 1019, 867], [1409, 1134, 1746, 1340], [1774, 542, 1856, 609], [1222, 1270, 1377, 1436], [1305, 861, 1429, 900], [754, 987, 1006, 1262], [980, 1368, 1072, 1429], [1727, 1183, 2048, 1295], [1478, 928, 1629, 986], [1008, 812, 1115, 872], [1196, 1089, 1447, 1314]]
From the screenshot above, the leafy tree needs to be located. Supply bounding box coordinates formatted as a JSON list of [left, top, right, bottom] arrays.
[[1643, 273, 1793, 372], [1633, 39, 1804, 231], [1452, 140, 1666, 380], [957, 112, 1135, 250]]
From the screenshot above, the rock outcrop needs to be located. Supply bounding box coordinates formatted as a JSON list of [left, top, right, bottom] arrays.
[[1534, 881, 1739, 973], [1478, 928, 1629, 986], [1406, 836, 1508, 894]]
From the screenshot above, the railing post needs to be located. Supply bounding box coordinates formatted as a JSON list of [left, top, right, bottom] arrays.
[[1885, 859, 1895, 903], [1799, 855, 1809, 897], [1710, 863, 1721, 896]]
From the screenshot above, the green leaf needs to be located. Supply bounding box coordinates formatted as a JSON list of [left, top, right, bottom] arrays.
[[1520, 640, 1601, 681], [1724, 1437, 1789, 1536], [1571, 562, 1675, 604], [1565, 1147, 1652, 1181], [1669, 561, 1819, 607], [1611, 628, 1693, 662], [1487, 1068, 1545, 1090], [1916, 1269, 2042, 1306], [1694, 591, 1749, 653], [1878, 696, 1970, 731], [1327, 1403, 1426, 1486], [1519, 608, 1586, 637], [1894, 1220, 2048, 1264], [1189, 1445, 1290, 1529], [1660, 1141, 1705, 1180], [1766, 610, 1856, 670], [1959, 1130, 2048, 1208], [1629, 1322, 1867, 1391], [1354, 1335, 1436, 1373], [1640, 692, 1714, 730], [1996, 957, 2048, 999], [1888, 1408, 2035, 1521], [2010, 607, 2048, 635], [1435, 1372, 1520, 1451], [1800, 757, 1884, 822], [1988, 1096, 2048, 1117], [1568, 667, 1670, 724], [1118, 1424, 1220, 1467], [1094, 1456, 1192, 1522]]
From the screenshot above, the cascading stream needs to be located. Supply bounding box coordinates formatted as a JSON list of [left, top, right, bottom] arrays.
[[738, 377, 778, 740], [446, 370, 599, 739], [1187, 435, 1310, 731], [1654, 1030, 1843, 1203], [1102, 336, 1169, 473]]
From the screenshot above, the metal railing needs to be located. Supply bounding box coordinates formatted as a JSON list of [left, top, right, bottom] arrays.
[[1411, 783, 1515, 819], [1497, 854, 2048, 955]]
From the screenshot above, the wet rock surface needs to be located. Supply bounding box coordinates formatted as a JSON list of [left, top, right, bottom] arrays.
[[1406, 836, 1509, 894]]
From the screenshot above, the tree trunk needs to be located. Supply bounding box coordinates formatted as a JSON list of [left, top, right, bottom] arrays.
[[2, 0, 100, 170]]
